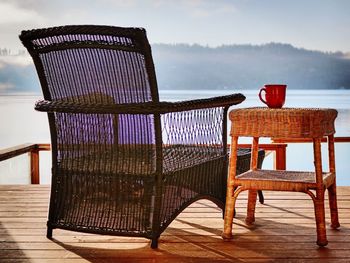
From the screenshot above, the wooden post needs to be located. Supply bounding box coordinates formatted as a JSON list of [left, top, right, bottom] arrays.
[[274, 146, 286, 170], [30, 149, 40, 184]]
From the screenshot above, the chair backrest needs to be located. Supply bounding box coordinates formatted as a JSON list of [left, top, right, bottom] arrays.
[[20, 25, 160, 173], [20, 25, 159, 103]]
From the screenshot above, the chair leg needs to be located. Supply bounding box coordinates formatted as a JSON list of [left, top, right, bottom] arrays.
[[246, 190, 257, 225], [328, 183, 340, 229], [258, 190, 264, 204], [46, 226, 53, 239], [151, 237, 159, 249]]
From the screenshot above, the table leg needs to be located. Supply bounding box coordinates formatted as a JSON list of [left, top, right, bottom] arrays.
[[245, 137, 259, 224], [313, 138, 328, 246], [327, 135, 340, 229], [222, 136, 238, 240], [246, 190, 257, 225]]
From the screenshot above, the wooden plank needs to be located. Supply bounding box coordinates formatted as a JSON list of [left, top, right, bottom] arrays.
[[0, 185, 50, 190], [1, 241, 350, 254], [0, 144, 51, 162], [2, 185, 350, 196], [0, 260, 349, 263], [0, 260, 93, 263], [2, 209, 350, 218], [3, 185, 350, 194], [1, 245, 350, 260], [37, 144, 51, 151], [0, 144, 35, 161]]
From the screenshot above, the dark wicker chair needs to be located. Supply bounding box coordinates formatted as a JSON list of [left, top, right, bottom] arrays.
[[19, 25, 265, 248]]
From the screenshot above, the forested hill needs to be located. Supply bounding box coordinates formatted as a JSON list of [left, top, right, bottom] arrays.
[[0, 43, 349, 93], [152, 43, 350, 90]]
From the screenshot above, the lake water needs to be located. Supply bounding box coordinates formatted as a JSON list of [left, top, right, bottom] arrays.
[[1, 89, 350, 185]]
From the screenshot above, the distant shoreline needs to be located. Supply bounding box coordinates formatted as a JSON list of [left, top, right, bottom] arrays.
[[1, 43, 350, 93]]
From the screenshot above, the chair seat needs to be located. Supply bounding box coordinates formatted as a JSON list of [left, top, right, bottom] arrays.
[[58, 145, 259, 175], [235, 169, 335, 191], [58, 144, 225, 175]]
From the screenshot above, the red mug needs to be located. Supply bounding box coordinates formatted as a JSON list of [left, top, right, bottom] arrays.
[[259, 84, 287, 108]]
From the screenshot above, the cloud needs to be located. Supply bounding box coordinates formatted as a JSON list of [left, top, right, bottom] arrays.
[[100, 0, 137, 8], [0, 0, 47, 10], [0, 55, 33, 67], [183, 0, 237, 18], [143, 0, 237, 19], [0, 83, 14, 92], [0, 2, 45, 24]]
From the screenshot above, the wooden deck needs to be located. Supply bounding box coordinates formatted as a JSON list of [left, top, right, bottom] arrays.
[[0, 185, 350, 262]]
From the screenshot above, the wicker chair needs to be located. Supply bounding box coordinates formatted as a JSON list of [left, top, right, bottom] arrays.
[[19, 25, 264, 248]]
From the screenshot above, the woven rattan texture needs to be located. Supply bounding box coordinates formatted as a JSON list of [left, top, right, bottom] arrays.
[[229, 107, 337, 138], [19, 25, 255, 248], [223, 107, 339, 247], [237, 169, 332, 184]]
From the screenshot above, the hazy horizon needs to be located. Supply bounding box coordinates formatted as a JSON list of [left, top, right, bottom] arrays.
[[1, 42, 349, 93], [1, 41, 349, 56]]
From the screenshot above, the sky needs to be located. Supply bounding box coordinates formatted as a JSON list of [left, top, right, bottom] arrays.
[[0, 0, 350, 53]]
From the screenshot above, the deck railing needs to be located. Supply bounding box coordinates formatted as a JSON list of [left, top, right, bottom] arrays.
[[236, 143, 288, 170], [272, 136, 350, 143], [0, 137, 348, 184], [0, 143, 50, 184], [271, 137, 350, 170]]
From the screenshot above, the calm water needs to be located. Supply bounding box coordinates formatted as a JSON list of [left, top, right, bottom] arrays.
[[1, 89, 350, 185]]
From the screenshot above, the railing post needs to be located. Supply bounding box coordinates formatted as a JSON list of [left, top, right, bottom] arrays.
[[30, 149, 40, 184], [274, 146, 286, 170]]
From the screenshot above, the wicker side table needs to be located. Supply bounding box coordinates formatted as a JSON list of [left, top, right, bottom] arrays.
[[222, 107, 340, 246]]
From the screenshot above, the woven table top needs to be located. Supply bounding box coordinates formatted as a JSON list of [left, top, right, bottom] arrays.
[[229, 107, 337, 138]]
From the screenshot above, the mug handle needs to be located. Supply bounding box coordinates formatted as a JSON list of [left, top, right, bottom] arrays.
[[259, 88, 267, 105]]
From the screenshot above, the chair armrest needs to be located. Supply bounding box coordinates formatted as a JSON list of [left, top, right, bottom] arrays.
[[158, 93, 245, 112], [34, 93, 245, 114]]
